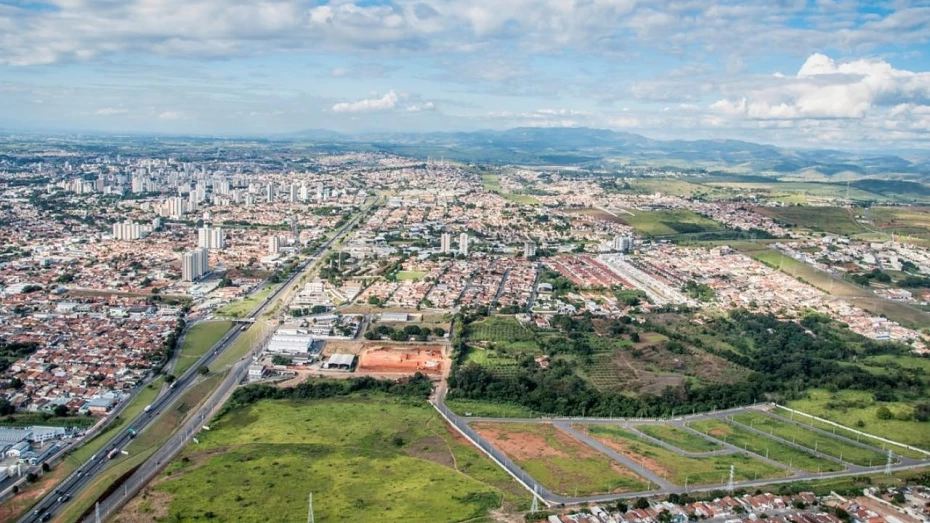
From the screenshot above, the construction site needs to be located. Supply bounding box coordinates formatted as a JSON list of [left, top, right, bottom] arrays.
[[357, 345, 447, 376]]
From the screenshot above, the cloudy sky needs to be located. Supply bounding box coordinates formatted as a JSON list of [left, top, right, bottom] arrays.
[[2, 0, 930, 149]]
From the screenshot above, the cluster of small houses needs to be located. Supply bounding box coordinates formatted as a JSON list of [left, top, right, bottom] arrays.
[[543, 489, 930, 523], [0, 426, 75, 481]]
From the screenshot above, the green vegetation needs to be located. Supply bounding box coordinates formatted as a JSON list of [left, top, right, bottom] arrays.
[[395, 270, 426, 281], [480, 173, 541, 205], [0, 412, 95, 429], [617, 209, 725, 237], [786, 389, 930, 451], [689, 419, 842, 472], [445, 398, 538, 418], [728, 412, 887, 467], [636, 424, 721, 453], [215, 285, 276, 318], [586, 425, 787, 484], [139, 395, 526, 523], [174, 321, 232, 376], [755, 206, 866, 235], [473, 422, 649, 495]]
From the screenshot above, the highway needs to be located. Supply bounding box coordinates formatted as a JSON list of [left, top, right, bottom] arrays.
[[18, 204, 369, 523]]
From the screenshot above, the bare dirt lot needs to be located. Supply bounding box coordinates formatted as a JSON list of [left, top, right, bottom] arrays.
[[358, 345, 447, 375]]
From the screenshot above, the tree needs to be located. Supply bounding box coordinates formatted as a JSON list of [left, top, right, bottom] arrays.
[[271, 355, 292, 366], [198, 365, 210, 375], [53, 404, 69, 417], [41, 462, 50, 472], [634, 497, 650, 510], [164, 374, 176, 384], [876, 406, 894, 420], [433, 327, 446, 337]]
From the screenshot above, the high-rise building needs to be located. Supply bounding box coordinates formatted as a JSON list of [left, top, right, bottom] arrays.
[[266, 182, 276, 202], [459, 233, 469, 256], [289, 184, 298, 203], [112, 220, 143, 240], [523, 241, 537, 258], [299, 183, 309, 202], [182, 248, 209, 282], [612, 235, 635, 253], [268, 235, 281, 255], [198, 224, 225, 250], [440, 232, 452, 253]]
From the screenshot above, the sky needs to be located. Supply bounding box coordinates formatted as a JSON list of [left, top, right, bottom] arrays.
[[2, 0, 930, 149]]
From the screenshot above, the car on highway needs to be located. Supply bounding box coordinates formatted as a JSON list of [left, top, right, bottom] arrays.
[[57, 494, 71, 503]]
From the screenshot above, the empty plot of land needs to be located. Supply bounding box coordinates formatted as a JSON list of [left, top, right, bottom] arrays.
[[471, 422, 649, 496], [636, 424, 722, 453], [357, 345, 446, 375], [582, 425, 785, 486], [689, 419, 843, 473], [728, 412, 887, 467], [754, 206, 867, 235]]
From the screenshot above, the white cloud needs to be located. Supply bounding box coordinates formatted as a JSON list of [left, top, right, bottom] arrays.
[[95, 107, 127, 116], [332, 91, 399, 113], [711, 53, 930, 120], [406, 101, 436, 112], [157, 111, 185, 121]]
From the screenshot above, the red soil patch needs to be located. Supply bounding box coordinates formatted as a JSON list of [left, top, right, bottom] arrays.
[[357, 345, 446, 375], [472, 423, 569, 461]]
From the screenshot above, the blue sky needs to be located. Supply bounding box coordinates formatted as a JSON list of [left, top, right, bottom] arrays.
[[2, 0, 930, 148]]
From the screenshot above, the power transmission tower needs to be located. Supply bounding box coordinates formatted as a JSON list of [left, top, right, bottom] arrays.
[[885, 449, 894, 476], [726, 465, 735, 493], [530, 485, 540, 513], [307, 492, 315, 523]]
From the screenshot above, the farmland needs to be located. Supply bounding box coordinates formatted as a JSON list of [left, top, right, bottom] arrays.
[[584, 425, 786, 485], [472, 422, 650, 496], [615, 209, 725, 237], [636, 424, 722, 453], [688, 419, 843, 472], [117, 396, 527, 523], [727, 412, 887, 467], [753, 206, 867, 235]]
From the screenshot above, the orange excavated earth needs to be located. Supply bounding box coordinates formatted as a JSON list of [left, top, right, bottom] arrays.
[[357, 345, 446, 375]]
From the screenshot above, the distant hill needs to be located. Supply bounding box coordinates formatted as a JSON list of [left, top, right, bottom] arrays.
[[284, 127, 930, 180]]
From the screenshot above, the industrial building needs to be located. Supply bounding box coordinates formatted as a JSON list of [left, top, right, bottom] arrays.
[[323, 353, 355, 370]]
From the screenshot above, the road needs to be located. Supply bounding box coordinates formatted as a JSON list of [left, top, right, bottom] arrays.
[[19, 204, 370, 523]]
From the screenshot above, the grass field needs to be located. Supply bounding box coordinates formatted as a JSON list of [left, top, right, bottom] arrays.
[[688, 419, 843, 472], [472, 422, 649, 496], [174, 321, 233, 376], [786, 389, 930, 452], [119, 396, 527, 522], [636, 424, 722, 453], [0, 413, 95, 429], [395, 270, 426, 281], [585, 425, 786, 485], [869, 206, 930, 241], [480, 173, 541, 205], [214, 285, 275, 318], [617, 209, 725, 237], [445, 398, 538, 418], [754, 206, 867, 235], [727, 412, 886, 467]]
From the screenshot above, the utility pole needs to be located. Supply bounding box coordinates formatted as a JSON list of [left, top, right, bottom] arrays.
[[95, 502, 101, 523], [885, 450, 894, 476], [307, 492, 315, 523], [727, 465, 735, 493], [530, 485, 540, 513]]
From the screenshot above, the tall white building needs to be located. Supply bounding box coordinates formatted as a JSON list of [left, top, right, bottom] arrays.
[[289, 184, 298, 203], [198, 224, 225, 250], [612, 235, 635, 253], [440, 232, 452, 253], [299, 183, 309, 202], [523, 240, 537, 258], [268, 235, 281, 255], [459, 233, 469, 256], [182, 248, 209, 282], [112, 220, 143, 241], [266, 182, 275, 202]]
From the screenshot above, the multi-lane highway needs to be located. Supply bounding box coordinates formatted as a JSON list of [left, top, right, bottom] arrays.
[[19, 204, 369, 523]]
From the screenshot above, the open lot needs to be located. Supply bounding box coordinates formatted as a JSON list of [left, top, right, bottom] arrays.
[[615, 209, 725, 237], [357, 345, 447, 376], [117, 396, 527, 523], [214, 285, 276, 318], [471, 422, 649, 496], [727, 412, 887, 467], [636, 424, 722, 453], [754, 206, 867, 235], [583, 425, 786, 485], [688, 419, 844, 472]]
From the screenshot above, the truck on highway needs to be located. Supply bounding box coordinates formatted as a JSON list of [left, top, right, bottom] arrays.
[[106, 447, 120, 460], [144, 404, 153, 413], [127, 428, 137, 438]]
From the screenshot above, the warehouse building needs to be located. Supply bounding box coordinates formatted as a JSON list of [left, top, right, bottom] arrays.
[[323, 353, 355, 370]]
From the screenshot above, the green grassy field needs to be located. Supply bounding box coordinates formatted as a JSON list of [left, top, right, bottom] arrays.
[[395, 270, 426, 281], [215, 285, 276, 318], [585, 425, 786, 485], [727, 412, 886, 467], [480, 173, 541, 205], [786, 389, 930, 452], [617, 209, 725, 237], [122, 396, 527, 522], [174, 321, 233, 376], [445, 398, 538, 418], [472, 422, 649, 496], [754, 206, 867, 235], [688, 419, 843, 472], [0, 413, 95, 429], [636, 424, 722, 453]]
